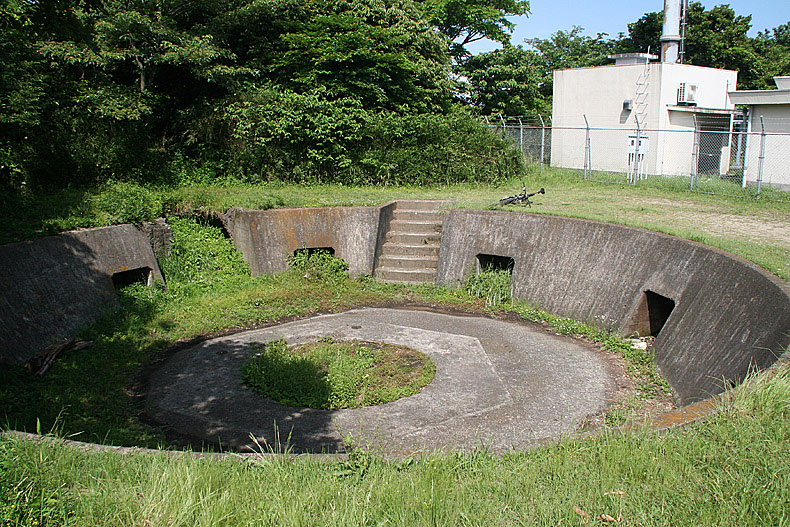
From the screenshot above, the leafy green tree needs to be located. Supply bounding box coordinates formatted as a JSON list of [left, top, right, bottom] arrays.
[[618, 3, 766, 89], [460, 45, 547, 115], [270, 0, 451, 113], [418, 0, 530, 62], [753, 23, 790, 88], [525, 27, 618, 103]]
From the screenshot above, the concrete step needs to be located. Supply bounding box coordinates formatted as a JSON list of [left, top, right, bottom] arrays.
[[376, 267, 436, 284], [378, 255, 438, 270], [393, 200, 451, 211], [388, 220, 442, 235], [386, 232, 441, 245], [380, 243, 439, 257], [392, 209, 446, 222]]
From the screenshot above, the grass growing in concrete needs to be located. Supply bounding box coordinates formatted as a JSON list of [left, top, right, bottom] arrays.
[[1, 176, 788, 525], [465, 267, 512, 307], [0, 215, 669, 447], [242, 338, 435, 409]]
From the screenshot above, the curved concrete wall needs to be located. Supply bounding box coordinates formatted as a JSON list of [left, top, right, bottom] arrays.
[[0, 224, 164, 364], [436, 210, 790, 405], [2, 207, 788, 408]]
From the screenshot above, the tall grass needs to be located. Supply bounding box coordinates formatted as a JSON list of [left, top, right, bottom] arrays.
[[1, 362, 788, 526]]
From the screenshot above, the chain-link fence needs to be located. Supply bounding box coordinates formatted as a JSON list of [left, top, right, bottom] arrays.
[[488, 115, 790, 202]]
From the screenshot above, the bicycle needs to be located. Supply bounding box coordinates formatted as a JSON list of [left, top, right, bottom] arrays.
[[491, 185, 545, 207]]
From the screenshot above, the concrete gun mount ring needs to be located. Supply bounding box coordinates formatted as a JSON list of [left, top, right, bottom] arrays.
[[145, 308, 619, 455]]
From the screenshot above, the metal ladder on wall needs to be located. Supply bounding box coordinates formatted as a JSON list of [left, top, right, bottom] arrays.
[[634, 60, 650, 129], [629, 60, 651, 183]]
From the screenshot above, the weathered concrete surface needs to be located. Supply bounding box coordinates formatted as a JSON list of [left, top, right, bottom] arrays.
[[145, 308, 613, 454], [0, 225, 164, 364], [222, 207, 381, 277], [436, 209, 790, 405]]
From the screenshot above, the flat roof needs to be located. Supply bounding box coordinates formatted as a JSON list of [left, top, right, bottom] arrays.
[[667, 105, 741, 115], [728, 90, 790, 105]]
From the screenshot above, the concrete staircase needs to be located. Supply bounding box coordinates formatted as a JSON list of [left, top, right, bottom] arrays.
[[375, 200, 450, 284]]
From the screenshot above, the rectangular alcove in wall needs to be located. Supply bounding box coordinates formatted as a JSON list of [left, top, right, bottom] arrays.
[[624, 290, 676, 337], [293, 247, 336, 258], [112, 267, 153, 290], [476, 254, 515, 273]]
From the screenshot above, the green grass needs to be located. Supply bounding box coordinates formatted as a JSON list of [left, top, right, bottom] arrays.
[[241, 338, 435, 409], [1, 173, 789, 525], [1, 365, 788, 526]]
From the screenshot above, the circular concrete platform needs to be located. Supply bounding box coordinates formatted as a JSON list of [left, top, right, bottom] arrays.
[[146, 308, 617, 454]]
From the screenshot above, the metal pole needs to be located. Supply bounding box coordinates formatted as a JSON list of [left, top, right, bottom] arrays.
[[691, 115, 699, 191], [757, 116, 766, 200], [518, 116, 524, 156], [583, 114, 590, 180], [539, 114, 546, 173], [741, 108, 751, 188], [633, 121, 641, 185]]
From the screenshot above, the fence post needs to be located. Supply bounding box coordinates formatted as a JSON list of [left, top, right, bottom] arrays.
[[539, 114, 546, 173], [583, 114, 590, 180], [633, 121, 641, 185], [757, 116, 766, 200], [741, 109, 751, 188], [691, 115, 699, 191], [518, 116, 524, 156]]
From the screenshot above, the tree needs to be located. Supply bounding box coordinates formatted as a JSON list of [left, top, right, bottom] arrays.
[[753, 22, 790, 89], [525, 27, 617, 102], [418, 0, 530, 62], [460, 45, 547, 115], [618, 3, 764, 89]]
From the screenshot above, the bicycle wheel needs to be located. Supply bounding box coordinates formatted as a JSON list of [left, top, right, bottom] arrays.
[[495, 196, 518, 206]]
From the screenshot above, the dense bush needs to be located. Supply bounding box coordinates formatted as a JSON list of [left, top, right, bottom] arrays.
[[227, 94, 524, 185]]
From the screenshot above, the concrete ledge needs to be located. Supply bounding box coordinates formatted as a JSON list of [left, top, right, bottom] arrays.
[[0, 224, 164, 364], [436, 209, 790, 405]]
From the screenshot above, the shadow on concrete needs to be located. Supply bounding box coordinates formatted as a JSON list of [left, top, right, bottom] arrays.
[[0, 234, 112, 364], [144, 338, 345, 454]]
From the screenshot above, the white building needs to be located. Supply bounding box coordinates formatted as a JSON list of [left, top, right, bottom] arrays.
[[551, 55, 739, 179], [550, 0, 742, 181], [728, 77, 790, 190]]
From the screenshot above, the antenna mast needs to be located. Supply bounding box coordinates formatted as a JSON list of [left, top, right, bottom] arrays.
[[679, 0, 688, 64]]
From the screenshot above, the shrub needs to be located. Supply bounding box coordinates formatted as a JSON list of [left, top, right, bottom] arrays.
[[88, 181, 162, 225]]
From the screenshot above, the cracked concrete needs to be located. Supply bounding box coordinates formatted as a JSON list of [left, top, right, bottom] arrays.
[[146, 308, 614, 455]]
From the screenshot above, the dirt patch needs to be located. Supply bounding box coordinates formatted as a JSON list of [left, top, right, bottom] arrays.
[[614, 196, 790, 248]]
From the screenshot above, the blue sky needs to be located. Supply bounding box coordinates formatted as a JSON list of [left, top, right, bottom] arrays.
[[466, 0, 790, 55]]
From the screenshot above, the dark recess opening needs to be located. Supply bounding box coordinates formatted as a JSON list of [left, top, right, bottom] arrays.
[[476, 254, 514, 273], [626, 290, 676, 337], [294, 247, 335, 257], [112, 267, 152, 290]]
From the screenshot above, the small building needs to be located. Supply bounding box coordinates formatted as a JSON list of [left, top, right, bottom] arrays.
[[550, 0, 742, 182], [551, 54, 739, 179], [728, 77, 790, 190]]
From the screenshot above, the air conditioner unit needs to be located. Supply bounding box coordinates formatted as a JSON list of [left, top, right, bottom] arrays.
[[677, 83, 698, 105]]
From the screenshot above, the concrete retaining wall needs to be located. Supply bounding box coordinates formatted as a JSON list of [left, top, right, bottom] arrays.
[[222, 207, 382, 277], [0, 225, 164, 364], [435, 209, 790, 405]]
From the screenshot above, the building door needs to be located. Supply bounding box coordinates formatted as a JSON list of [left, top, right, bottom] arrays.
[[694, 114, 732, 176]]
